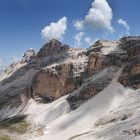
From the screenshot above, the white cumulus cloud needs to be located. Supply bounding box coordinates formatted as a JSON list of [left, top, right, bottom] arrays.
[[73, 0, 114, 33], [41, 17, 67, 41], [73, 20, 84, 30], [74, 32, 85, 47], [118, 18, 130, 35]]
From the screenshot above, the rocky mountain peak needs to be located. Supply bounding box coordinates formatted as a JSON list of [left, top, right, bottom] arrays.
[[21, 48, 36, 63], [93, 40, 119, 48], [37, 39, 70, 58], [48, 39, 62, 47]]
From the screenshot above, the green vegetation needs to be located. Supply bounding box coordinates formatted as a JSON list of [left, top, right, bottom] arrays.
[[0, 115, 30, 134], [0, 135, 11, 140]]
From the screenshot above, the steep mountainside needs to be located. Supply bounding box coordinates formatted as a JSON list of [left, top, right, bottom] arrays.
[[0, 36, 140, 140]]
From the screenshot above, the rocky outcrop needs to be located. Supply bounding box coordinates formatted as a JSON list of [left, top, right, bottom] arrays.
[[67, 66, 120, 109], [21, 49, 36, 63], [87, 52, 105, 77], [31, 58, 87, 103], [119, 36, 140, 89], [37, 39, 69, 58], [120, 36, 140, 59]]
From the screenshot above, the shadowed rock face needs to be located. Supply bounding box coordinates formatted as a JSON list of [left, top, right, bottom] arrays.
[[118, 37, 140, 89], [66, 66, 120, 109]]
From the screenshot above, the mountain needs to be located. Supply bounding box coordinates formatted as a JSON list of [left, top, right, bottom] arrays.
[[0, 36, 140, 140]]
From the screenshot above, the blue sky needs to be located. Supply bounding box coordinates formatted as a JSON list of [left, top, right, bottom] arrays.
[[0, 0, 140, 68]]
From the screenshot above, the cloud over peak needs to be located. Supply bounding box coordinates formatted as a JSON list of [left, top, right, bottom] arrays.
[[118, 18, 130, 35], [41, 17, 67, 41], [74, 32, 85, 47], [73, 0, 114, 33]]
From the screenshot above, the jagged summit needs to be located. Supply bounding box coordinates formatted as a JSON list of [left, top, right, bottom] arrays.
[[37, 39, 70, 57], [21, 48, 36, 63]]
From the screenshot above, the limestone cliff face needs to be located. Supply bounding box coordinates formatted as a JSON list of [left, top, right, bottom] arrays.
[[0, 36, 140, 117], [31, 61, 86, 102], [119, 37, 140, 89]]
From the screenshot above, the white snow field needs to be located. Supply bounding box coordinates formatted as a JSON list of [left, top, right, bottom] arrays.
[[19, 68, 140, 140]]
